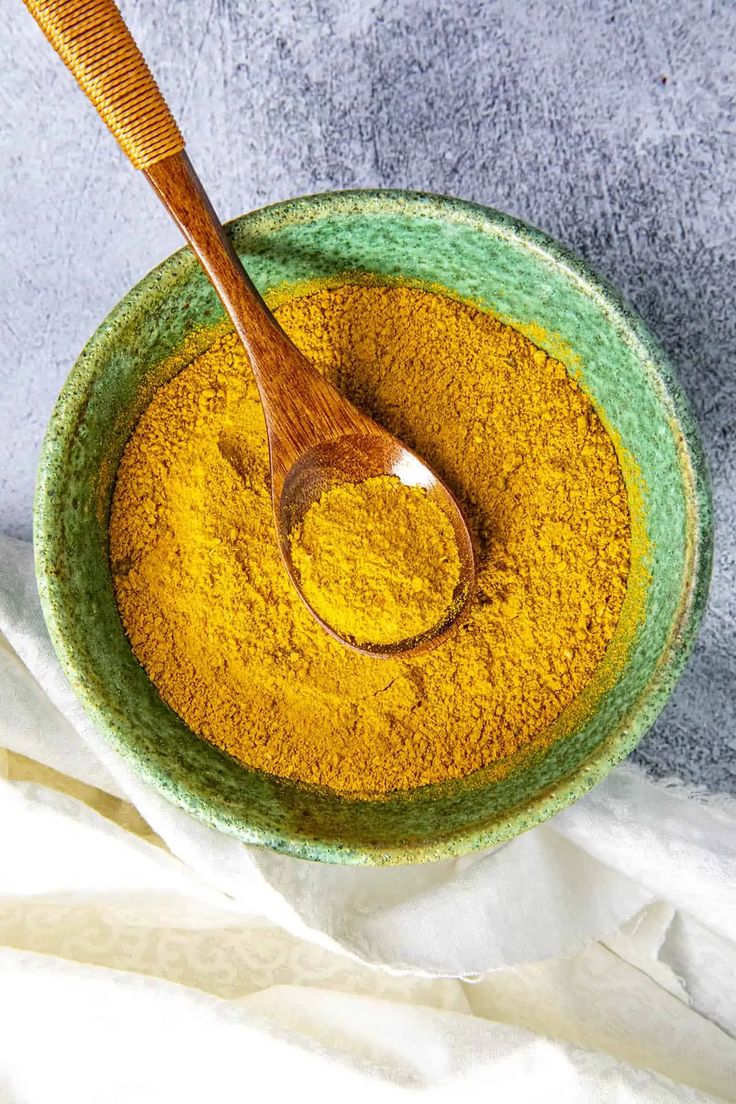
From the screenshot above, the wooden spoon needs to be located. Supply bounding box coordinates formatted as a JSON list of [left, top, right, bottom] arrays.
[[24, 0, 476, 657]]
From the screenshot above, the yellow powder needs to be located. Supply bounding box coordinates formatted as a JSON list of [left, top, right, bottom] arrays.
[[109, 284, 632, 796], [289, 475, 462, 646]]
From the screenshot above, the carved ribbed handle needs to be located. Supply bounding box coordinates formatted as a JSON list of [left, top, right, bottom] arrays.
[[23, 0, 184, 169]]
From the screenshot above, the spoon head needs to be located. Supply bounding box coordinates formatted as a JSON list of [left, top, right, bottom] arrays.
[[275, 433, 476, 658]]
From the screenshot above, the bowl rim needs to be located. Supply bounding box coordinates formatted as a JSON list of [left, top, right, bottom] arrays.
[[34, 187, 714, 864]]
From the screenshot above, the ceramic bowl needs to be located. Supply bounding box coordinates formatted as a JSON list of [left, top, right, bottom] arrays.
[[34, 190, 712, 864]]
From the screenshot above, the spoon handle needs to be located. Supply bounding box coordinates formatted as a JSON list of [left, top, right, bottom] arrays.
[[144, 151, 322, 403], [23, 0, 331, 432], [22, 0, 183, 171]]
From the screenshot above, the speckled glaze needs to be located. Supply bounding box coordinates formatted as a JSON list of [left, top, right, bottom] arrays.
[[34, 190, 712, 864]]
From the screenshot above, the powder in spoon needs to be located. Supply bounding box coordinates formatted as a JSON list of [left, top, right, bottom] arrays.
[[289, 475, 462, 646]]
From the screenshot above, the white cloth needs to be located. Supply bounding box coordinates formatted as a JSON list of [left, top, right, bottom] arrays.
[[0, 532, 734, 1102]]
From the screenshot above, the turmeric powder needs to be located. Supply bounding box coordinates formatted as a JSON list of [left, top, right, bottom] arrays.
[[110, 284, 632, 796], [289, 475, 462, 646]]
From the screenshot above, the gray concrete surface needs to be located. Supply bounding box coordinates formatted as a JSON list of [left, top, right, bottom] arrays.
[[1, 0, 733, 790]]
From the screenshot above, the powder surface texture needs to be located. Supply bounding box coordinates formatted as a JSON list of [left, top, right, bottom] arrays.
[[110, 285, 632, 795], [289, 475, 462, 646]]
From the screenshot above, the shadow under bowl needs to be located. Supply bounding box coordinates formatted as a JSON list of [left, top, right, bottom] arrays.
[[34, 189, 712, 864]]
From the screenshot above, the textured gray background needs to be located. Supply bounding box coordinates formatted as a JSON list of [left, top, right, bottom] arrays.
[[1, 0, 733, 790]]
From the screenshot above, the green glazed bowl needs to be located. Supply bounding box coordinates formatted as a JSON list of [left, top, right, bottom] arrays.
[[34, 190, 712, 864]]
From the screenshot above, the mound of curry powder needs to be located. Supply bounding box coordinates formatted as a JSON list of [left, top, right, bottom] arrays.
[[110, 285, 632, 796]]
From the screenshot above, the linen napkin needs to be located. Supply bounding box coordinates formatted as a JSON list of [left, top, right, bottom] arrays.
[[1, 531, 735, 1102]]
